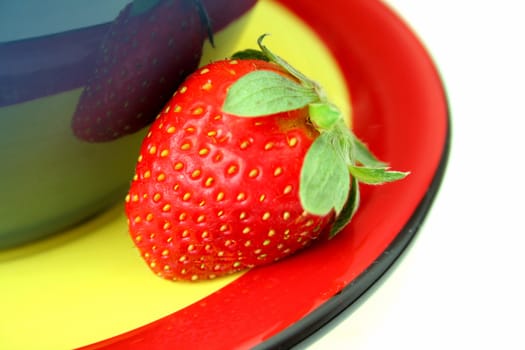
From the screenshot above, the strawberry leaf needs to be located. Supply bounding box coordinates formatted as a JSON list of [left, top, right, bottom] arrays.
[[353, 138, 388, 168], [349, 165, 409, 184], [329, 176, 360, 237], [231, 49, 269, 61], [223, 70, 319, 117], [300, 132, 350, 216]]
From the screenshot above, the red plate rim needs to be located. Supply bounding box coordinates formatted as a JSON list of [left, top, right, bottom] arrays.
[[80, 0, 450, 348]]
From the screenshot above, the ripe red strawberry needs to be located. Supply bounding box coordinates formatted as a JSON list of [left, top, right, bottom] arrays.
[[125, 35, 408, 281], [71, 0, 256, 142]]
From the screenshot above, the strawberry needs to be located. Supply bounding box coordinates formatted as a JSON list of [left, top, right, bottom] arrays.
[[71, 0, 256, 142], [125, 35, 408, 281]]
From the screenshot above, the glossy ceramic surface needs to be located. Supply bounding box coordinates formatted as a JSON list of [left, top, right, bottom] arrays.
[[0, 0, 449, 349]]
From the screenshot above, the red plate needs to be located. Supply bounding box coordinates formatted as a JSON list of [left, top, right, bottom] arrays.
[[81, 0, 449, 348]]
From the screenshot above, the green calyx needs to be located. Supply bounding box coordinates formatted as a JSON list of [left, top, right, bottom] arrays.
[[223, 34, 409, 238]]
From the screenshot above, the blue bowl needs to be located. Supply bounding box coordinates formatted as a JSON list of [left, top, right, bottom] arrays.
[[0, 0, 257, 249]]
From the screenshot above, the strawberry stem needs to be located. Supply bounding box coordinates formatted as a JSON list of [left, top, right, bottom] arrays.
[[308, 103, 342, 130], [257, 34, 317, 90]]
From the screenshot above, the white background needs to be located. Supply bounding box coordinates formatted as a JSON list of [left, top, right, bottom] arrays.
[[297, 1, 525, 349]]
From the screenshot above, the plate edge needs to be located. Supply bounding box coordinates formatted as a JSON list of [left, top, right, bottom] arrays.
[[254, 90, 452, 350]]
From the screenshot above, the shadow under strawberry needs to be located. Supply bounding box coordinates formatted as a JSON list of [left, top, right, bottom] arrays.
[[71, 0, 257, 143]]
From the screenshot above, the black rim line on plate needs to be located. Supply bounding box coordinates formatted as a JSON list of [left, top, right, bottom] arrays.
[[253, 89, 452, 350]]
